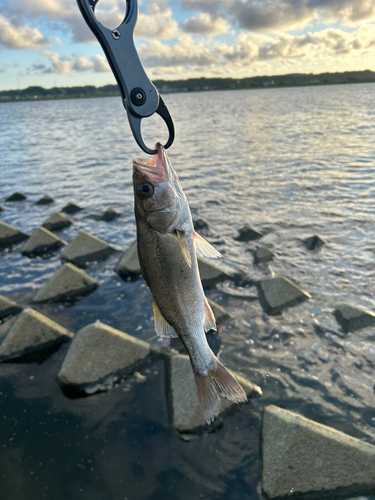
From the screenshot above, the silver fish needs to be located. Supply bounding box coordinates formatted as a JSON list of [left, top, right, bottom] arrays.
[[133, 143, 247, 423]]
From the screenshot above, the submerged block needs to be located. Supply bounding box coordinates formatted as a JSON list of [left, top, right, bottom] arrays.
[[0, 221, 28, 249], [60, 231, 116, 266], [305, 235, 326, 250], [62, 202, 82, 214], [254, 247, 275, 264], [101, 208, 121, 221], [5, 192, 26, 202], [36, 195, 54, 205], [169, 354, 262, 434], [0, 295, 22, 320], [115, 240, 141, 279], [235, 224, 262, 242], [58, 321, 150, 390], [0, 308, 73, 362], [207, 298, 229, 322], [42, 212, 73, 231], [198, 258, 245, 288], [258, 277, 310, 315], [261, 405, 375, 499], [334, 304, 375, 333], [21, 227, 66, 256], [32, 263, 99, 304], [193, 219, 209, 231], [0, 207, 4, 212]]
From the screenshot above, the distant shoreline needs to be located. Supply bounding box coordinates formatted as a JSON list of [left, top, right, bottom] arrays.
[[1, 70, 374, 104]]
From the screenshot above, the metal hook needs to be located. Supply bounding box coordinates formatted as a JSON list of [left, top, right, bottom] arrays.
[[76, 0, 175, 154]]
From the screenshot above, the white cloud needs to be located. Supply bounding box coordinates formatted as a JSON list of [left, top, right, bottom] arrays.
[[136, 2, 178, 39], [28, 51, 111, 75], [0, 14, 50, 49], [182, 13, 230, 35]]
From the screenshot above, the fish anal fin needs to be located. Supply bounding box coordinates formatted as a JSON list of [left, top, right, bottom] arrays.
[[204, 298, 217, 333], [152, 299, 179, 338], [193, 232, 222, 259], [175, 230, 192, 268]]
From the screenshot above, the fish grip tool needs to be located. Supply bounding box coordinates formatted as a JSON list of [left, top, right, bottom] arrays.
[[76, 0, 175, 155]]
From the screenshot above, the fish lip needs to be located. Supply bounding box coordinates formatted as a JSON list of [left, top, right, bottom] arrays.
[[133, 143, 168, 180]]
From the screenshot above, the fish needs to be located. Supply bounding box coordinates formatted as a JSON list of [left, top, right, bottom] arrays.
[[133, 143, 247, 423]]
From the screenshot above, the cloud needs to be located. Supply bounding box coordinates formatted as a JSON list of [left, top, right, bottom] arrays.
[[178, 0, 375, 32], [0, 14, 50, 49], [136, 1, 178, 39], [27, 51, 111, 75], [182, 13, 230, 35]]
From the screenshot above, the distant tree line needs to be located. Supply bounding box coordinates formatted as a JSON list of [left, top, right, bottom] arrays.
[[1, 70, 374, 102]]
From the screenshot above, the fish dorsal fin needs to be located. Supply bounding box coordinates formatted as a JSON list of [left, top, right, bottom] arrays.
[[152, 298, 179, 338], [203, 298, 217, 333], [175, 230, 192, 268], [193, 232, 222, 259]]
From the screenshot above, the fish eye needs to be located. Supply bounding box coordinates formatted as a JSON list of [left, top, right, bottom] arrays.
[[137, 182, 154, 199]]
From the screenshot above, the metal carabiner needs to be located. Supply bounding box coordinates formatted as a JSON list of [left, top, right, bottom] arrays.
[[76, 0, 175, 155]]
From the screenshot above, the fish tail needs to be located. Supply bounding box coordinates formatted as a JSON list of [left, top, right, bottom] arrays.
[[193, 354, 247, 424]]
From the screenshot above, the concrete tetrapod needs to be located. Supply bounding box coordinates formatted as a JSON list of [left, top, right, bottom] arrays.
[[0, 221, 28, 249], [258, 277, 311, 315], [32, 263, 99, 304], [115, 240, 142, 279], [206, 298, 230, 322], [5, 192, 26, 202], [0, 308, 73, 362], [261, 405, 375, 500], [21, 227, 67, 256], [58, 321, 151, 394], [334, 304, 375, 333], [60, 231, 116, 266], [36, 195, 54, 205], [42, 212, 73, 232], [0, 295, 22, 320], [169, 354, 262, 435], [61, 202, 82, 214]]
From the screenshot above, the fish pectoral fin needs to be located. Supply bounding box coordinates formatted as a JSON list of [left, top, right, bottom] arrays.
[[152, 299, 179, 338], [203, 298, 217, 333], [175, 230, 192, 268], [193, 232, 222, 259]]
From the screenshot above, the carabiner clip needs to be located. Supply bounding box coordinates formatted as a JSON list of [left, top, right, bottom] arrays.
[[76, 0, 175, 155]]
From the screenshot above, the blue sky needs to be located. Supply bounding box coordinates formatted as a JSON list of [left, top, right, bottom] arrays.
[[0, 0, 374, 90]]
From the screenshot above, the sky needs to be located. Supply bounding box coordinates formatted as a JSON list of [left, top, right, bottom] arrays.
[[0, 0, 374, 90]]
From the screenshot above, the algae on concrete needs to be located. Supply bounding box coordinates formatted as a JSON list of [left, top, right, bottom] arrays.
[[32, 263, 99, 303], [21, 227, 67, 256], [261, 405, 375, 499], [169, 354, 262, 434], [258, 277, 311, 315], [0, 295, 22, 320], [0, 308, 73, 362], [57, 321, 150, 390], [0, 221, 28, 249], [334, 304, 375, 333], [60, 231, 116, 266], [42, 212, 73, 231]]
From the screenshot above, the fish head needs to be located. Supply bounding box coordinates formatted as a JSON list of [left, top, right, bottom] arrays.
[[133, 143, 184, 233]]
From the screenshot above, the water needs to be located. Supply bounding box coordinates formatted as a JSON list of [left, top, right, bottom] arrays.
[[1, 84, 375, 499]]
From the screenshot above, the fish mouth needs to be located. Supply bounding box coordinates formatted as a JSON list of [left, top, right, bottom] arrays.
[[133, 143, 167, 183]]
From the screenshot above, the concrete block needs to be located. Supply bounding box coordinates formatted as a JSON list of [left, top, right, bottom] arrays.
[[254, 247, 276, 264], [115, 240, 142, 279], [334, 304, 375, 333], [101, 208, 120, 221], [207, 298, 229, 322], [261, 405, 375, 499], [198, 258, 244, 288], [5, 192, 26, 202], [0, 206, 4, 212], [42, 212, 73, 231], [235, 224, 262, 242], [36, 195, 54, 205], [60, 231, 116, 266], [0, 221, 28, 249], [32, 263, 99, 304], [21, 227, 66, 256], [169, 354, 262, 434], [193, 219, 209, 231], [57, 321, 150, 392], [62, 202, 82, 214], [0, 295, 22, 320], [0, 308, 73, 362], [305, 235, 326, 250], [259, 277, 310, 315]]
